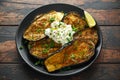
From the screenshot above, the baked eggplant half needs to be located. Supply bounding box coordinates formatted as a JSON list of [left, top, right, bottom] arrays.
[[74, 28, 98, 44], [63, 12, 87, 32], [44, 39, 95, 72], [28, 37, 62, 59], [23, 10, 64, 41]]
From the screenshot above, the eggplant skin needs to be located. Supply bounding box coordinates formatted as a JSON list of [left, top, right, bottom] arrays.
[[44, 39, 95, 72], [23, 10, 64, 41], [28, 37, 61, 59], [63, 12, 87, 31]]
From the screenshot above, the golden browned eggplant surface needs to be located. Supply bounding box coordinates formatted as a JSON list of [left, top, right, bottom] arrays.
[[23, 11, 64, 41], [45, 39, 95, 72], [63, 12, 87, 31], [28, 37, 61, 59], [74, 28, 98, 44]]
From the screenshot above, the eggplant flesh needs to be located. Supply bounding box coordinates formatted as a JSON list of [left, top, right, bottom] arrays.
[[74, 28, 98, 44], [23, 10, 64, 41], [63, 12, 87, 31], [45, 39, 95, 72], [28, 37, 62, 59]]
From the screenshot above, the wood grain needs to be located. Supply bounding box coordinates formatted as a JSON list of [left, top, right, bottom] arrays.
[[0, 0, 120, 79], [0, 27, 16, 42], [0, 0, 120, 25], [0, 64, 120, 80], [1, 0, 120, 6]]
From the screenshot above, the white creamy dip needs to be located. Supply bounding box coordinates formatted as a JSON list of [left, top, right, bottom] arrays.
[[45, 21, 75, 45]]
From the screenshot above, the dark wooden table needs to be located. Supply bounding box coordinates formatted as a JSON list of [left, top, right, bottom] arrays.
[[0, 0, 120, 80]]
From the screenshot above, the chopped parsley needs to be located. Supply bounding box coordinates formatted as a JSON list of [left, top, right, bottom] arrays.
[[34, 60, 40, 66], [72, 25, 78, 32], [49, 40, 55, 48], [82, 16, 85, 20], [58, 22, 62, 27], [79, 51, 84, 56], [78, 31, 82, 35], [42, 22, 46, 26], [58, 41, 61, 43], [34, 60, 44, 66], [42, 48, 49, 54], [31, 35, 34, 40], [89, 45, 93, 48], [19, 46, 23, 50], [64, 13, 67, 16], [57, 32, 60, 36], [66, 38, 71, 42], [23, 40, 28, 45], [49, 17, 55, 22], [70, 54, 75, 59], [36, 28, 41, 33], [44, 44, 49, 48], [69, 33, 71, 36], [60, 67, 71, 71], [28, 44, 32, 49]]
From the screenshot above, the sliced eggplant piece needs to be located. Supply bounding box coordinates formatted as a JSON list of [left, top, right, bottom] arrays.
[[63, 12, 87, 32], [44, 39, 95, 72], [28, 37, 62, 59], [74, 28, 98, 44], [23, 10, 64, 41]]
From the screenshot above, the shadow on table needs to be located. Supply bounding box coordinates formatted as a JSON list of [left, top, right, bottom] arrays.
[[21, 63, 101, 80]]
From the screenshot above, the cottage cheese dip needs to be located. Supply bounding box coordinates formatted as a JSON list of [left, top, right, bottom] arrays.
[[45, 21, 75, 45]]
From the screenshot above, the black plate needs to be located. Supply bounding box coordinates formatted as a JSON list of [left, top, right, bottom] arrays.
[[15, 3, 102, 76]]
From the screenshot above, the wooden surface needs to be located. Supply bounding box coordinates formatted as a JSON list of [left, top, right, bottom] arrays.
[[0, 0, 120, 80]]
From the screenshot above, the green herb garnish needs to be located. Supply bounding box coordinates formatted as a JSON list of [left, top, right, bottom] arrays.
[[66, 38, 71, 42], [49, 17, 55, 22], [34, 60, 44, 66], [23, 40, 28, 45], [70, 54, 75, 59], [57, 32, 60, 36], [72, 25, 78, 32], [58, 22, 62, 27], [28, 44, 32, 49], [19, 46, 23, 50], [34, 60, 40, 66], [49, 40, 55, 48], [43, 22, 46, 26], [69, 33, 71, 36], [89, 45, 93, 48], [79, 51, 84, 56], [60, 67, 71, 71], [64, 13, 67, 16], [44, 44, 49, 48], [42, 48, 49, 54], [82, 16, 85, 20], [58, 41, 61, 43], [36, 28, 41, 33]]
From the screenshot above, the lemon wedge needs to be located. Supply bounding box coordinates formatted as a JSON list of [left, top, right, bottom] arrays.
[[84, 11, 96, 28]]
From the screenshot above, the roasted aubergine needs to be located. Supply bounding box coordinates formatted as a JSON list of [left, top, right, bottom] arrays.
[[45, 39, 95, 72], [44, 28, 98, 72], [23, 10, 64, 41], [63, 12, 87, 32], [28, 37, 62, 59], [74, 28, 98, 44]]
